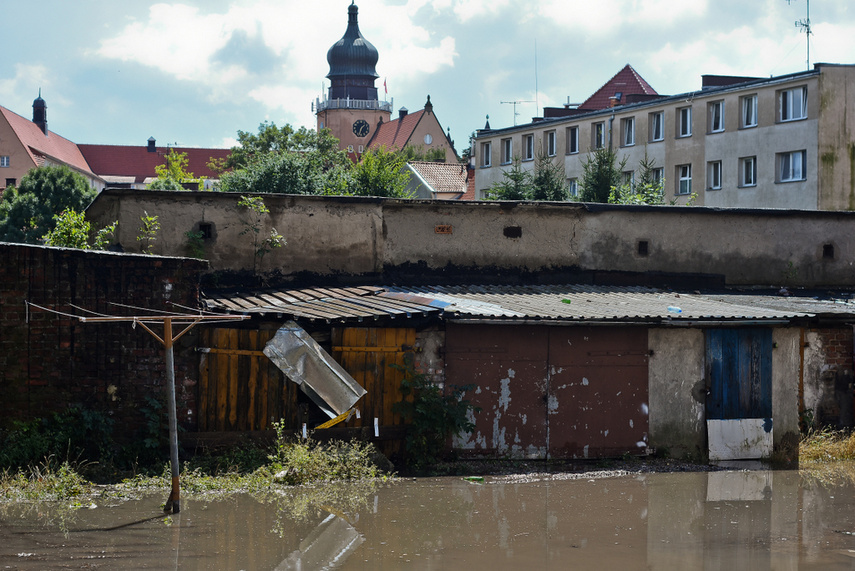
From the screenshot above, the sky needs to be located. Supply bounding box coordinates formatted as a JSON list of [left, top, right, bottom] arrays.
[[3, 0, 854, 153]]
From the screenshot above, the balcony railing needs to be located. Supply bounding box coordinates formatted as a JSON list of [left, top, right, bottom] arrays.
[[314, 97, 393, 113]]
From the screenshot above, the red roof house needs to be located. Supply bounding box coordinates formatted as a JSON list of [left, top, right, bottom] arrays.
[[579, 64, 658, 110]]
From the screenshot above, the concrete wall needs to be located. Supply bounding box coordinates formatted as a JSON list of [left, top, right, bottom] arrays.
[[802, 326, 855, 429], [88, 190, 855, 287], [648, 328, 706, 459], [772, 328, 801, 460]]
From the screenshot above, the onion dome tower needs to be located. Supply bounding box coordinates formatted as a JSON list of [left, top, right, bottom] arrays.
[[32, 90, 48, 135], [326, 1, 380, 101]]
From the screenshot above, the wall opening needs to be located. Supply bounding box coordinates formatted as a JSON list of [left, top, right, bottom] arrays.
[[504, 226, 522, 239], [638, 240, 649, 256], [823, 244, 835, 260]]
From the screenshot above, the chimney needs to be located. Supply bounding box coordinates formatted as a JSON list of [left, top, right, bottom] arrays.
[[147, 137, 156, 152], [398, 107, 408, 119]]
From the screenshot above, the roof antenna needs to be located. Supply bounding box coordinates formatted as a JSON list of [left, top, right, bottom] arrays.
[[787, 0, 812, 70]]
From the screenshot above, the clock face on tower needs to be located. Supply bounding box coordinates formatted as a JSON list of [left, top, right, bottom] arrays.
[[352, 119, 370, 138]]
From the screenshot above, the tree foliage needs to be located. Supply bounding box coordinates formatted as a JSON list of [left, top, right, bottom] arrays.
[[42, 209, 117, 250], [349, 146, 413, 198], [484, 152, 568, 201], [213, 123, 347, 173], [608, 153, 666, 205], [148, 150, 204, 190], [580, 147, 627, 203], [238, 195, 286, 272], [0, 166, 96, 244]]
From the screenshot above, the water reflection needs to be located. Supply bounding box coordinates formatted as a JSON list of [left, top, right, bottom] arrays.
[[2, 469, 855, 569]]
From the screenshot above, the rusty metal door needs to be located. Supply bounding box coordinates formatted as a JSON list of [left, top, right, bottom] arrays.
[[446, 324, 550, 459], [446, 323, 649, 460], [548, 327, 650, 458], [331, 327, 415, 428], [198, 328, 299, 431]]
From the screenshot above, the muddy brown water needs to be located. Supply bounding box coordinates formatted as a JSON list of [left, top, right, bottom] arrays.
[[2, 469, 855, 569]]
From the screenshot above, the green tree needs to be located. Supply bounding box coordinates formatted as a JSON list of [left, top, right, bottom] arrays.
[[238, 195, 286, 272], [484, 160, 533, 200], [348, 146, 413, 198], [580, 147, 626, 203], [148, 150, 204, 190], [0, 166, 96, 244], [213, 123, 347, 173], [531, 151, 569, 201], [43, 209, 117, 250], [608, 152, 666, 205], [137, 211, 160, 254]]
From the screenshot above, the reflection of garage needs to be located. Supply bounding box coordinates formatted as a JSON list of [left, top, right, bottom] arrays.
[[447, 323, 649, 460]]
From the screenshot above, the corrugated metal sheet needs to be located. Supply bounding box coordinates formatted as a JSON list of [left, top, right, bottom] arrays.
[[202, 286, 441, 323], [389, 284, 813, 322], [203, 284, 824, 323]]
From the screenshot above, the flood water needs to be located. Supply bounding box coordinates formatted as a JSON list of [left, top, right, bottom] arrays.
[[2, 468, 855, 570]]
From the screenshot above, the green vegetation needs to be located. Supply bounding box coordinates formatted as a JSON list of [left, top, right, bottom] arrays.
[[0, 166, 96, 243], [184, 229, 206, 259], [349, 146, 412, 198], [136, 211, 160, 254], [580, 147, 627, 203], [607, 153, 666, 205], [484, 151, 568, 201], [148, 149, 205, 190], [392, 358, 479, 471], [238, 195, 286, 271], [43, 209, 117, 250]]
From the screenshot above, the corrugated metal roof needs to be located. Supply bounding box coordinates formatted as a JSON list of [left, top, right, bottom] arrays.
[[202, 286, 441, 323], [387, 284, 814, 322], [204, 284, 822, 324]]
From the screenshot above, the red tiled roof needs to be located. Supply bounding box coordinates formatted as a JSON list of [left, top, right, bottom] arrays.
[[408, 161, 467, 197], [367, 109, 425, 150], [579, 64, 657, 111], [78, 144, 231, 183], [0, 105, 96, 176]]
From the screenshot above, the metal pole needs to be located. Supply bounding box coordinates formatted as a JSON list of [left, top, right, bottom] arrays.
[[164, 317, 181, 514]]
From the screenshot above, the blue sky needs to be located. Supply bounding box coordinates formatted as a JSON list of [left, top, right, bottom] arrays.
[[3, 0, 853, 153]]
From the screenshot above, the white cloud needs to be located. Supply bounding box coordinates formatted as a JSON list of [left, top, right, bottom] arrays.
[[0, 64, 57, 114]]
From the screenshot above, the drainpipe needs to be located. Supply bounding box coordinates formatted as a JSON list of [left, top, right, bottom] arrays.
[[608, 114, 615, 151]]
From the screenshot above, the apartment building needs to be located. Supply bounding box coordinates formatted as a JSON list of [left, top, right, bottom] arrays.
[[473, 63, 855, 210]]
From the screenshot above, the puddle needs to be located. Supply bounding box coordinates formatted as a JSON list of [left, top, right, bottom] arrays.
[[2, 470, 855, 569]]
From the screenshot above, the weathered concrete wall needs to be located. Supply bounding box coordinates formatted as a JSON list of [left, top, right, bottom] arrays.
[[802, 326, 854, 429], [772, 328, 801, 460], [648, 328, 705, 459], [0, 242, 207, 435], [87, 190, 855, 287]]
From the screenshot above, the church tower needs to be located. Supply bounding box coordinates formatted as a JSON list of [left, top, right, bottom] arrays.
[[315, 1, 391, 157]]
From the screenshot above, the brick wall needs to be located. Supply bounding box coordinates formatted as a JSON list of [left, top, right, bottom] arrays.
[[0, 243, 207, 438], [809, 327, 855, 427]]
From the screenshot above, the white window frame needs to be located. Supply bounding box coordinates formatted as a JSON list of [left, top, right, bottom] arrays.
[[593, 123, 605, 149], [567, 126, 579, 154], [622, 117, 635, 147], [622, 170, 635, 189], [709, 100, 724, 133], [677, 164, 692, 195], [480, 142, 492, 167], [707, 161, 722, 190], [546, 131, 556, 157], [678, 107, 692, 137], [0, 156, 9, 168], [568, 178, 578, 197], [740, 156, 757, 187], [779, 150, 806, 182], [652, 167, 664, 186], [741, 94, 758, 128], [780, 86, 807, 122], [649, 112, 664, 142], [523, 134, 534, 161], [501, 138, 512, 165]]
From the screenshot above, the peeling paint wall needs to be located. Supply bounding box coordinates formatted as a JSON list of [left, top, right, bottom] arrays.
[[772, 328, 800, 460], [87, 190, 855, 287], [648, 328, 705, 459]]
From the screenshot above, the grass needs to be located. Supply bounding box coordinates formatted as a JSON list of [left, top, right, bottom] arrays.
[[799, 429, 855, 463], [0, 458, 92, 502]]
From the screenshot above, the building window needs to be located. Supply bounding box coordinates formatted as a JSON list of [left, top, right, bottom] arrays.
[[523, 134, 534, 161], [567, 126, 579, 154], [621, 117, 635, 147], [740, 156, 757, 187], [677, 164, 692, 195], [358, 145, 364, 154], [347, 145, 354, 153], [0, 156, 9, 168], [480, 142, 492, 167], [568, 178, 578, 197], [708, 100, 724, 133], [622, 170, 634, 189], [778, 150, 806, 182], [780, 86, 807, 122], [593, 122, 605, 149], [741, 94, 758, 128], [501, 138, 512, 164], [652, 167, 664, 185], [5, 178, 15, 188], [707, 161, 722, 190], [546, 131, 556, 157], [649, 112, 664, 142], [678, 107, 692, 137]]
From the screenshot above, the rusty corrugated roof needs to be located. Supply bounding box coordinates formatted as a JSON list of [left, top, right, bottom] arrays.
[[203, 283, 820, 324]]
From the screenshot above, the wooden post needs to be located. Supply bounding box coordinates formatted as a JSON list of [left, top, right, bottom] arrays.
[[163, 317, 181, 514]]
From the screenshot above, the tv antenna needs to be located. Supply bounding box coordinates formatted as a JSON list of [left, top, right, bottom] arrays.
[[787, 0, 812, 70], [501, 100, 534, 126]]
